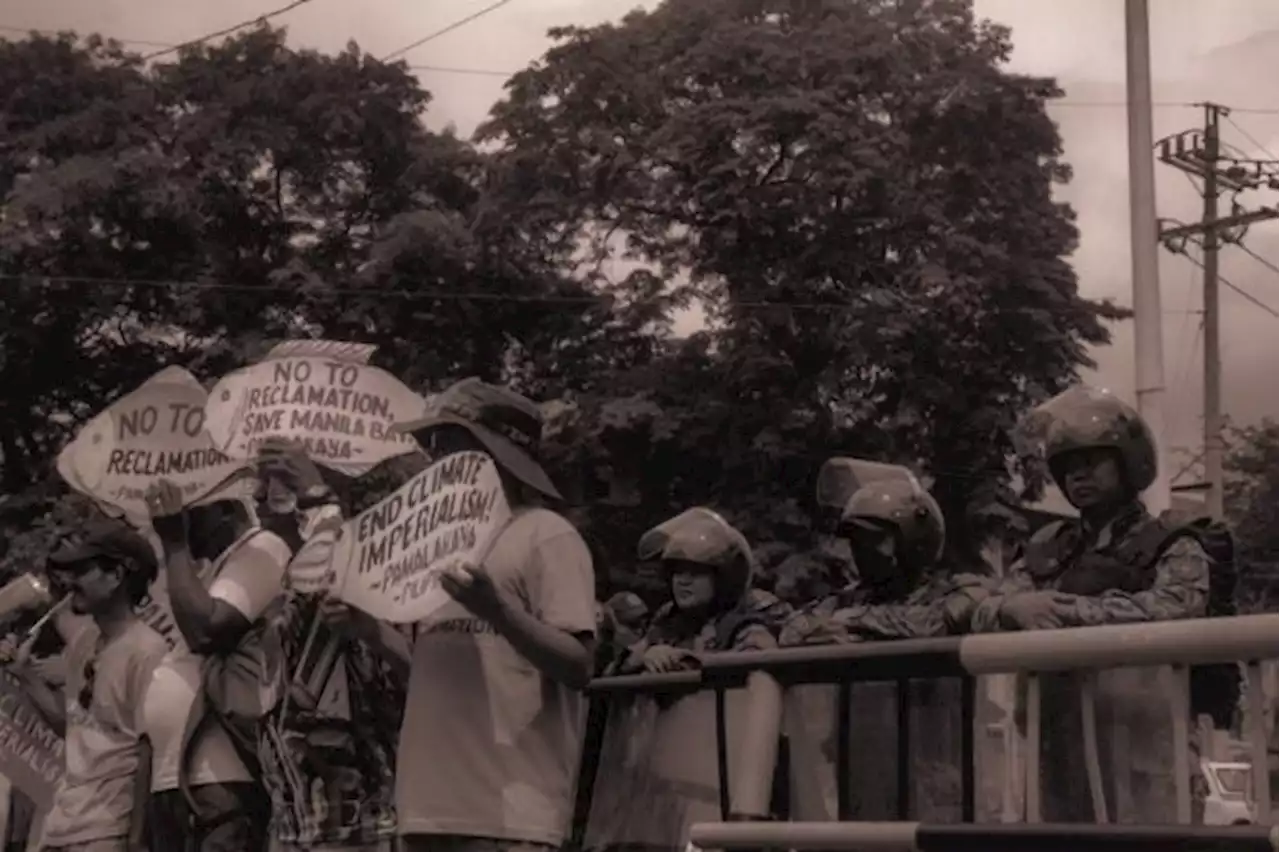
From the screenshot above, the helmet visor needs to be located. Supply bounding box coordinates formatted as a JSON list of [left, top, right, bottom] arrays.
[[637, 507, 750, 568], [1016, 385, 1130, 459], [815, 457, 921, 511]]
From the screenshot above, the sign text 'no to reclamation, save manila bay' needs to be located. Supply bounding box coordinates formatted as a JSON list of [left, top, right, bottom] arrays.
[[331, 451, 511, 623], [205, 354, 424, 476]]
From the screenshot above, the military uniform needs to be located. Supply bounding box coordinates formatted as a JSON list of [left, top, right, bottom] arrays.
[[781, 572, 991, 645], [971, 386, 1228, 824], [779, 461, 986, 822]]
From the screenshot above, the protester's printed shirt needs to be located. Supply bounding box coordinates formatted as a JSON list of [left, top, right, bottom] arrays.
[[969, 503, 1212, 632], [778, 573, 992, 645], [631, 588, 792, 656]]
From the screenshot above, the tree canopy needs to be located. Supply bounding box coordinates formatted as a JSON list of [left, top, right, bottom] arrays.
[[3, 1, 1138, 596], [1224, 420, 1278, 613], [481, 0, 1126, 589]]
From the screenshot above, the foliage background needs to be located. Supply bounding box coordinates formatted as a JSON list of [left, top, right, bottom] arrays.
[[0, 0, 1273, 605]]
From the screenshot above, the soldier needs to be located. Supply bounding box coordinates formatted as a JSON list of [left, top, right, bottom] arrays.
[[780, 460, 989, 645], [970, 385, 1223, 631], [612, 507, 790, 673], [970, 385, 1236, 823]]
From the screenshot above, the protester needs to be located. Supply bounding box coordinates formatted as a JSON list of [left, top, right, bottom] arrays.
[[968, 385, 1233, 823], [253, 440, 404, 852], [780, 474, 990, 644], [326, 377, 597, 852], [142, 475, 293, 852], [612, 507, 791, 673], [1, 522, 167, 852]]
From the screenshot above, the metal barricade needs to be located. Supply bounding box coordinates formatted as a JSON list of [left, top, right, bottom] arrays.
[[575, 613, 1279, 852]]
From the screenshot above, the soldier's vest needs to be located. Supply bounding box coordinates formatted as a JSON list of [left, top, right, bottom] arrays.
[[1025, 508, 1240, 727]]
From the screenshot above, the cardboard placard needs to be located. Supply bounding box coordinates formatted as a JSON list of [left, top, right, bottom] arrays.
[[0, 670, 64, 809], [56, 367, 244, 524], [331, 451, 511, 623], [204, 342, 424, 476]]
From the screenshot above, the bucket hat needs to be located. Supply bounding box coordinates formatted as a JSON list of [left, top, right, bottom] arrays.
[[394, 377, 562, 500]]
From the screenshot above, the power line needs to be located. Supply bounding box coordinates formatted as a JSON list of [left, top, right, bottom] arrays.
[[140, 0, 318, 61], [0, 271, 1135, 319], [1231, 241, 1279, 274], [381, 0, 518, 61], [1224, 111, 1277, 160], [1179, 252, 1278, 318]]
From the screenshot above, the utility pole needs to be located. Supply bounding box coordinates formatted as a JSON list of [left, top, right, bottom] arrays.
[[1157, 102, 1280, 520], [1124, 0, 1171, 516]]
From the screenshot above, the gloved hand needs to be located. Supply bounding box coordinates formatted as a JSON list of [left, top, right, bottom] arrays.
[[995, 590, 1081, 630]]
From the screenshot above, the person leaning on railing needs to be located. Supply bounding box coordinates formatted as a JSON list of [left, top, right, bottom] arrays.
[[609, 508, 791, 675], [778, 474, 991, 645], [967, 385, 1239, 824], [968, 385, 1231, 634]]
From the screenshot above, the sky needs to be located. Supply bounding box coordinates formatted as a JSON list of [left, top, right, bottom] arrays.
[[1, 0, 1277, 478]]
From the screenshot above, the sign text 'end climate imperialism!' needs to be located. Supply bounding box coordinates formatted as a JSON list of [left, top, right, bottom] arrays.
[[205, 351, 424, 476], [332, 451, 511, 623]]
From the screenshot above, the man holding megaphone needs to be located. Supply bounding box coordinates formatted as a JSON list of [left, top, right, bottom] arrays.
[[1, 521, 167, 852]]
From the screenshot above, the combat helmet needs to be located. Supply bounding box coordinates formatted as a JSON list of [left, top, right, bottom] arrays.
[[637, 507, 756, 605], [1024, 385, 1157, 493], [816, 458, 945, 573]]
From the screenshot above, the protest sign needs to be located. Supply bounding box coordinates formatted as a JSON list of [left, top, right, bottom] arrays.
[[204, 340, 424, 476], [57, 367, 244, 524], [0, 669, 64, 808], [331, 451, 511, 623]]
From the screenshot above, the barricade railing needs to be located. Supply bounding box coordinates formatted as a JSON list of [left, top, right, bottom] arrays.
[[577, 613, 1279, 851]]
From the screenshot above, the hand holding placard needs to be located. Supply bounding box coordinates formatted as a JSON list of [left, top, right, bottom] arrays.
[[329, 451, 512, 623]]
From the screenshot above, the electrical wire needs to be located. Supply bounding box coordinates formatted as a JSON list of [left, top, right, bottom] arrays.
[[139, 0, 317, 61], [381, 0, 518, 61], [1231, 241, 1279, 274], [1224, 111, 1278, 160], [0, 271, 1130, 319], [1178, 253, 1279, 318]]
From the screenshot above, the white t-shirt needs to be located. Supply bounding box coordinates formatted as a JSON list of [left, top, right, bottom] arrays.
[[141, 528, 291, 792], [395, 508, 597, 845]]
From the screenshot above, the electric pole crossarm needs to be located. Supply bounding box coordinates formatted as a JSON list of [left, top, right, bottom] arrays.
[[1159, 207, 1279, 240]]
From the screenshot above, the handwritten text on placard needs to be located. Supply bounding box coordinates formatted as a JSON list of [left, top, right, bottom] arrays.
[[205, 348, 423, 475], [57, 366, 242, 523], [0, 669, 65, 808], [332, 451, 511, 623]]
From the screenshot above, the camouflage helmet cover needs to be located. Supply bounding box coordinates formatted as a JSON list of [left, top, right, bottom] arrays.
[[1024, 385, 1157, 492]]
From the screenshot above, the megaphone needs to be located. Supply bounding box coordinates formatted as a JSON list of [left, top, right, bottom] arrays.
[[0, 574, 54, 623]]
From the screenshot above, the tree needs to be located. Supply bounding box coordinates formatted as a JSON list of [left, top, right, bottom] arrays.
[[0, 27, 621, 496], [482, 0, 1126, 582], [1224, 420, 1278, 613]]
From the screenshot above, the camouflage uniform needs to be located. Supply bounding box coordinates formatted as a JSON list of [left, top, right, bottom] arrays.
[[781, 469, 990, 644], [971, 386, 1220, 824], [781, 572, 991, 645], [780, 462, 989, 822], [612, 508, 792, 668]]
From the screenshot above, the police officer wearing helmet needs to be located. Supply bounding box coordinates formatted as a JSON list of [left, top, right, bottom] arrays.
[[970, 385, 1222, 632], [613, 507, 790, 674], [971, 385, 1233, 824], [780, 460, 990, 645]]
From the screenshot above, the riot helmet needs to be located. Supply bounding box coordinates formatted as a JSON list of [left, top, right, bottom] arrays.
[[637, 507, 755, 612], [818, 458, 944, 596], [1020, 385, 1157, 498]]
